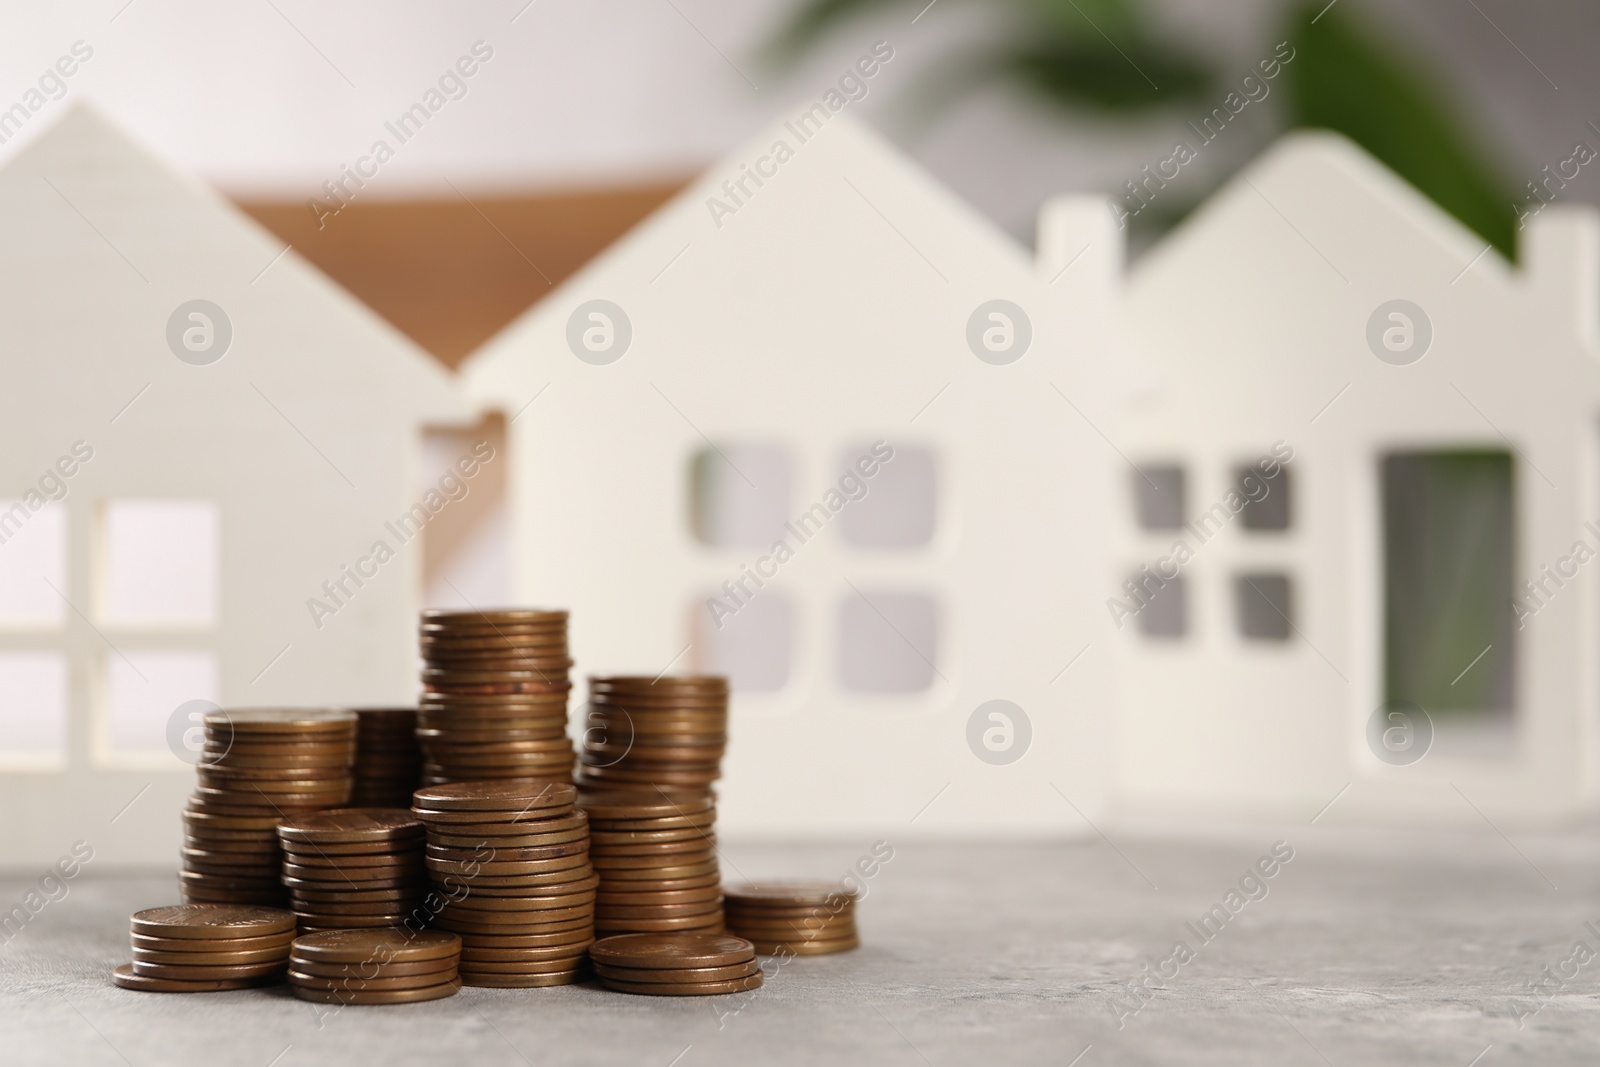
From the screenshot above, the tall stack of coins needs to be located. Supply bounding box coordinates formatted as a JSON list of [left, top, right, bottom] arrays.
[[417, 609, 575, 786], [412, 780, 596, 987], [590, 932, 762, 996], [181, 709, 357, 906], [577, 676, 728, 792], [113, 904, 294, 992], [276, 810, 428, 933], [289, 929, 462, 1005], [582, 792, 724, 936], [350, 708, 423, 807], [723, 882, 860, 955]]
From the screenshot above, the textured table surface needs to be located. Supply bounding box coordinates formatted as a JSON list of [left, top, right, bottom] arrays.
[[2, 824, 1597, 1066]]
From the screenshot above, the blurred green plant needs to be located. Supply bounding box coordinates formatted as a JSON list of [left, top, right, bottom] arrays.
[[770, 0, 1514, 257]]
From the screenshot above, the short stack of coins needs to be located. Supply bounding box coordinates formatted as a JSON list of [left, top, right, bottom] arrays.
[[113, 904, 294, 992], [577, 676, 728, 792], [276, 809, 428, 933], [582, 792, 724, 936], [181, 708, 357, 907], [412, 779, 596, 987], [289, 929, 462, 1004], [417, 609, 575, 786], [350, 708, 423, 807], [723, 881, 861, 955], [590, 932, 762, 996]]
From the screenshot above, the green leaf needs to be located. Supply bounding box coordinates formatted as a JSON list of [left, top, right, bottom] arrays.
[[1281, 2, 1514, 259], [989, 37, 1211, 112], [765, 0, 918, 64]]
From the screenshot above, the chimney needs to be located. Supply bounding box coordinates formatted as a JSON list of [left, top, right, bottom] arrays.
[[1035, 195, 1124, 299], [1522, 205, 1600, 351]]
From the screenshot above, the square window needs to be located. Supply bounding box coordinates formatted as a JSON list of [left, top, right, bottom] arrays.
[[838, 589, 938, 692], [100, 500, 219, 627], [839, 444, 936, 548], [104, 650, 217, 755], [694, 590, 794, 692], [0, 501, 67, 627], [1236, 573, 1294, 641], [1136, 573, 1187, 639], [689, 445, 794, 549], [1133, 466, 1185, 530], [0, 652, 68, 758], [1237, 464, 1291, 530]]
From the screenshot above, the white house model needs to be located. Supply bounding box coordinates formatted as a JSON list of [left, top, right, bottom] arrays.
[[463, 112, 1125, 836], [1113, 132, 1600, 822], [6, 105, 1586, 853], [0, 107, 468, 866]]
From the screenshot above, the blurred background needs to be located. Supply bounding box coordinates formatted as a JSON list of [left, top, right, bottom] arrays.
[[4, 0, 1597, 362], [2, 0, 1595, 799]]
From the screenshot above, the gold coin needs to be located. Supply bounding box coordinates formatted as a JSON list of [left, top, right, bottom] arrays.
[[131, 960, 288, 980], [289, 969, 459, 991], [589, 837, 715, 857], [291, 958, 458, 979], [459, 942, 596, 963], [590, 852, 715, 872], [278, 809, 424, 844], [598, 974, 762, 996], [440, 894, 597, 917], [596, 886, 724, 907], [597, 900, 723, 920], [130, 905, 295, 940], [111, 962, 280, 992], [130, 931, 294, 953], [435, 917, 594, 937], [589, 932, 753, 969], [290, 977, 462, 1004], [455, 928, 595, 948], [205, 708, 357, 731], [745, 936, 859, 956], [592, 960, 760, 983], [595, 915, 722, 934], [724, 881, 860, 908], [290, 928, 459, 964], [131, 945, 290, 965], [458, 970, 582, 988]]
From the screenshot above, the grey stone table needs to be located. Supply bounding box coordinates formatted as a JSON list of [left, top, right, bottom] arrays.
[[2, 823, 1597, 1066]]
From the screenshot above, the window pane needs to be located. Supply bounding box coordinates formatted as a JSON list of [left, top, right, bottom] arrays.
[[101, 501, 219, 627], [0, 502, 67, 627], [1236, 573, 1293, 640], [839, 444, 936, 548], [104, 650, 218, 755], [0, 652, 68, 758], [1133, 466, 1185, 530], [838, 590, 938, 692], [1136, 573, 1186, 638], [689, 445, 794, 548], [694, 590, 794, 692], [1382, 452, 1513, 716], [1238, 465, 1291, 531]]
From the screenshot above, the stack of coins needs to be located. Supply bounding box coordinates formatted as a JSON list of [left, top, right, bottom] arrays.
[[113, 904, 294, 992], [582, 792, 724, 936], [723, 882, 861, 955], [289, 929, 462, 1005], [413, 780, 596, 987], [417, 609, 575, 786], [276, 809, 428, 933], [181, 709, 357, 906], [577, 676, 728, 792], [350, 708, 423, 807], [590, 932, 762, 996]]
